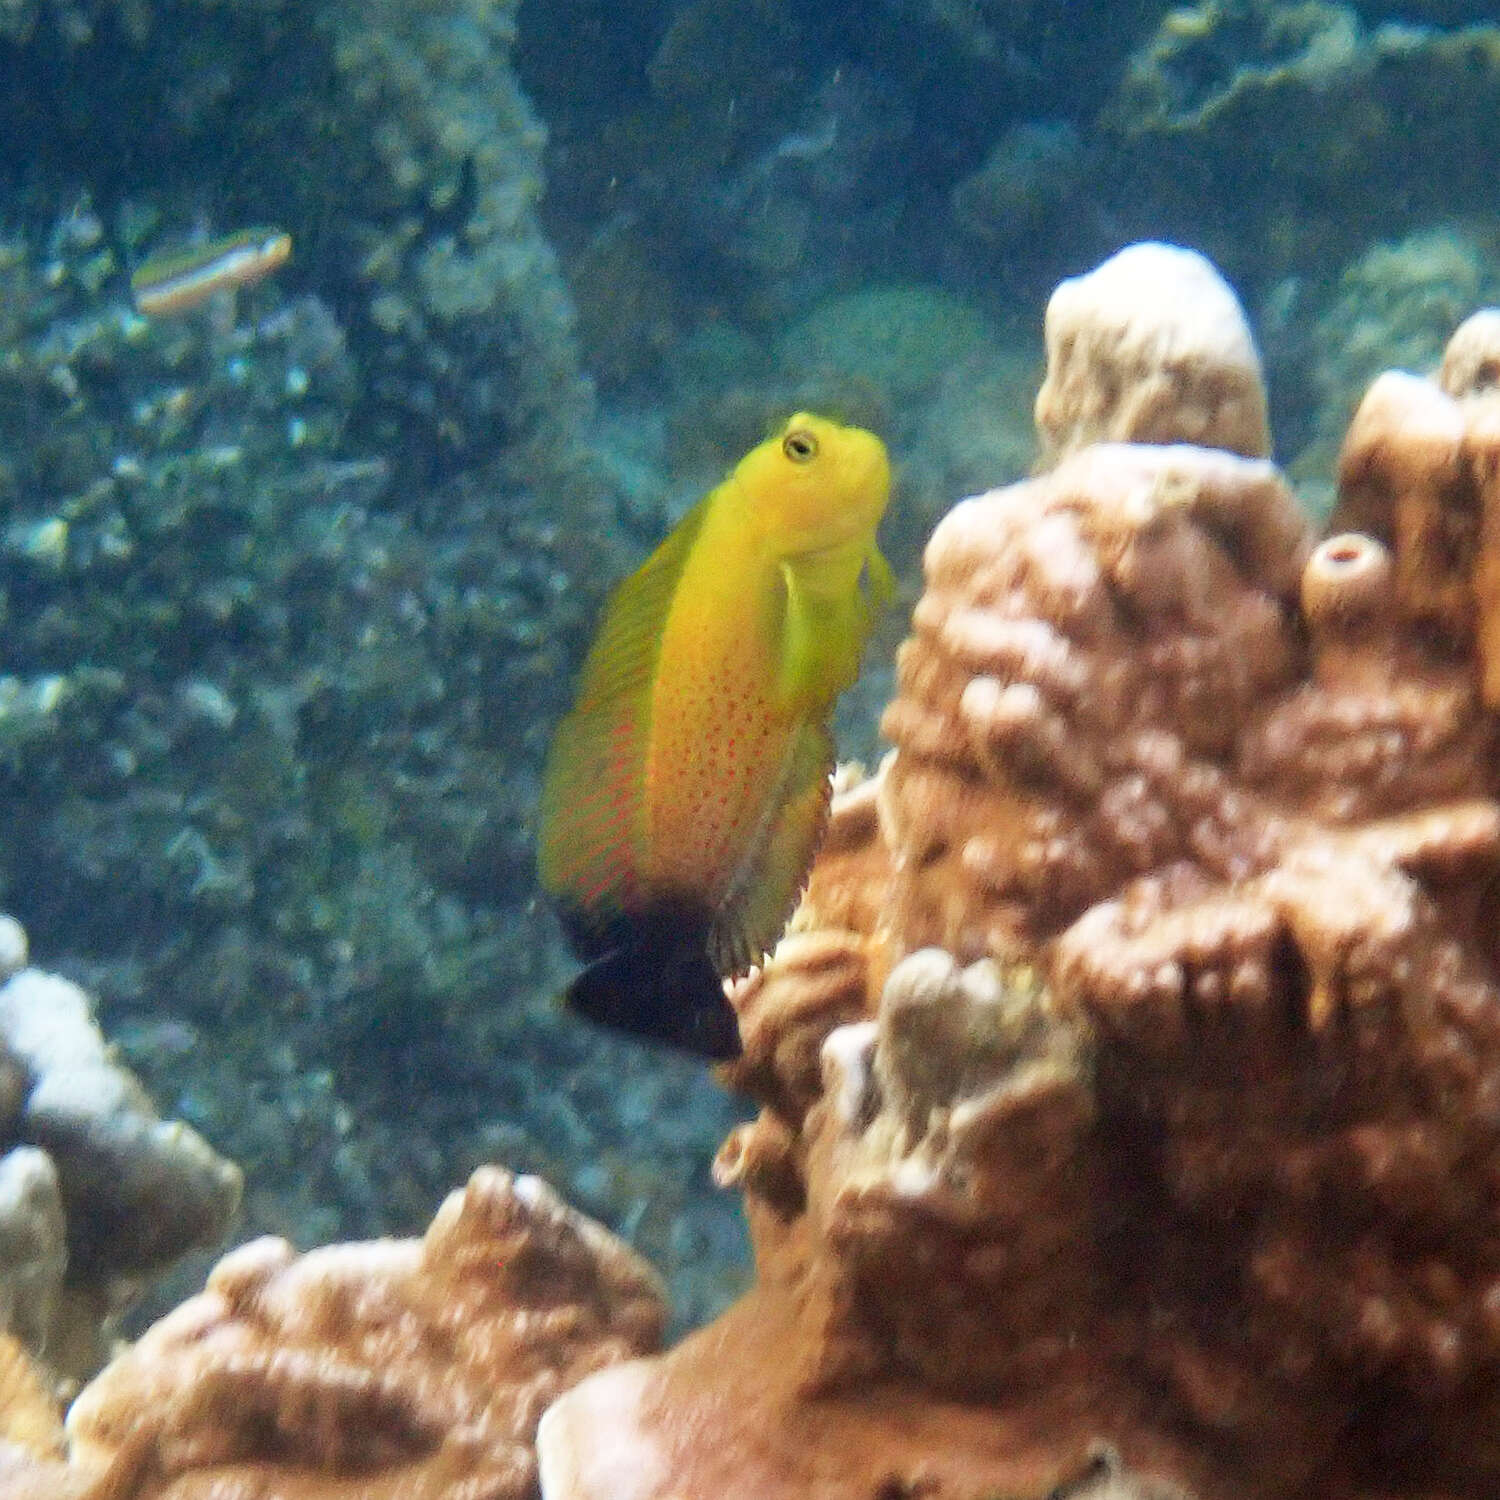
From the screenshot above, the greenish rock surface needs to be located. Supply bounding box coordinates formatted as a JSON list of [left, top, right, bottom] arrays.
[[777, 284, 1001, 406], [1104, 3, 1500, 282]]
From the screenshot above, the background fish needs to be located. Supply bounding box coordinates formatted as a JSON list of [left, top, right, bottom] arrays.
[[130, 227, 292, 316], [538, 412, 892, 1059]]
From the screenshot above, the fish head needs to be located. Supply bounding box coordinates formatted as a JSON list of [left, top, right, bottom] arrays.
[[734, 412, 890, 555]]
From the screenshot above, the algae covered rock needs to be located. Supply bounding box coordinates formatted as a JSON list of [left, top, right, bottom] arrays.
[[776, 284, 1000, 407], [1104, 1, 1500, 277]]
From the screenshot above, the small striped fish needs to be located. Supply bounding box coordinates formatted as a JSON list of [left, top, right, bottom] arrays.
[[130, 227, 291, 316]]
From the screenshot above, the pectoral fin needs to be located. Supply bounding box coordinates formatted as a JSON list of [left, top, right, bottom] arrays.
[[865, 542, 896, 613], [777, 541, 893, 712]]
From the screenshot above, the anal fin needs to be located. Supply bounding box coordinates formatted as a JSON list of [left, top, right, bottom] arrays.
[[708, 721, 834, 977]]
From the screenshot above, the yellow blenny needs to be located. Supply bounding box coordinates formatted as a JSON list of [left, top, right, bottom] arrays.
[[538, 412, 893, 1059], [130, 227, 292, 317]]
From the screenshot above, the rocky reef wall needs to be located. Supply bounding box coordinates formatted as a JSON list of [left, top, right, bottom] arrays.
[[3, 236, 1500, 1500], [0, 0, 751, 1327]]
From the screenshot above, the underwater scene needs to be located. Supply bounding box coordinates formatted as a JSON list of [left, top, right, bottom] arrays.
[[2, 0, 1500, 1495]]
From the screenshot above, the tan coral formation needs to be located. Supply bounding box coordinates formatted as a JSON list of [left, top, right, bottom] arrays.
[[0, 1330, 104, 1500], [1335, 306, 1500, 710], [540, 255, 1500, 1499], [0, 933, 243, 1386], [1034, 241, 1272, 465], [0, 1164, 664, 1499]]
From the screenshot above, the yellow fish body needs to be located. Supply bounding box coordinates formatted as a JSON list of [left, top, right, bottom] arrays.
[[538, 413, 893, 1058]]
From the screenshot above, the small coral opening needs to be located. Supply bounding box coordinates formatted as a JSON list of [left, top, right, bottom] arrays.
[[1270, 930, 1313, 1036]]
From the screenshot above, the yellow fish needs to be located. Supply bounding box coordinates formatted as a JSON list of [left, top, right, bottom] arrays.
[[538, 412, 893, 1058]]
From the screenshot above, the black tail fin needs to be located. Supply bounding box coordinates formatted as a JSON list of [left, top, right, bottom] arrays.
[[564, 917, 742, 1061]]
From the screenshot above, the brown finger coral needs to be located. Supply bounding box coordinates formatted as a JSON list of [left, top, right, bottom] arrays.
[[0, 1164, 664, 1500], [540, 249, 1500, 1500], [1335, 306, 1500, 709]]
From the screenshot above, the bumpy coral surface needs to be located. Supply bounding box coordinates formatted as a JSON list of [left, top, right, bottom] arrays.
[[0, 918, 240, 1384], [1035, 242, 1271, 463], [1335, 304, 1500, 711], [2, 1164, 664, 1500], [0, 1330, 92, 1500], [539, 249, 1500, 1499]]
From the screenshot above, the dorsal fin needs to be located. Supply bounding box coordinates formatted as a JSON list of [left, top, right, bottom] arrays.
[[569, 494, 713, 710], [537, 495, 712, 951]]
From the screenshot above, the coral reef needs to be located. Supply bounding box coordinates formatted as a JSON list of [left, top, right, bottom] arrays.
[[510, 0, 1500, 577], [538, 247, 1500, 1499], [1334, 303, 1500, 710], [0, 189, 741, 1327], [0, 1164, 663, 1499], [950, 120, 1090, 260], [17, 0, 1500, 1445], [319, 0, 598, 486], [0, 0, 600, 491], [519, 0, 1160, 339], [1265, 226, 1500, 510], [1101, 3, 1500, 278], [0, 916, 240, 1384]]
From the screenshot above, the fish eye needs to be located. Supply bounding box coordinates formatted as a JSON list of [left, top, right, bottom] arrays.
[[782, 429, 819, 463]]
